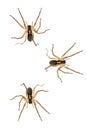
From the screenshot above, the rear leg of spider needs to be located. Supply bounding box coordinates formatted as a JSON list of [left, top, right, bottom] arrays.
[[64, 66, 83, 75], [33, 99, 50, 121], [33, 101, 42, 121], [18, 102, 27, 121], [10, 95, 27, 121], [57, 66, 73, 82]]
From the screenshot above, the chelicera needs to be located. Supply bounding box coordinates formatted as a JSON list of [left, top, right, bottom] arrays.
[[45, 43, 83, 82], [10, 8, 49, 46], [10, 83, 50, 121]]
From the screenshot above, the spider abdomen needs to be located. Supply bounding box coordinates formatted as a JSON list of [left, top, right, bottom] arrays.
[[28, 25, 33, 41], [49, 60, 66, 66], [28, 34, 33, 41]]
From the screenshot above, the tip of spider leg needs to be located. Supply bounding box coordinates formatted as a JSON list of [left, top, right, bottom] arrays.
[[9, 98, 12, 100], [11, 37, 16, 39], [45, 68, 48, 72], [39, 116, 42, 121], [52, 44, 54, 48], [40, 8, 42, 11], [60, 80, 62, 83], [81, 50, 83, 52], [48, 111, 50, 114], [80, 72, 83, 75], [15, 42, 20, 45], [20, 83, 25, 86], [45, 90, 49, 92], [75, 71, 83, 75], [71, 42, 76, 46], [15, 42, 24, 45], [45, 29, 50, 33], [74, 42, 76, 45], [36, 43, 39, 46], [34, 42, 39, 46], [17, 118, 20, 122], [59, 78, 62, 83]]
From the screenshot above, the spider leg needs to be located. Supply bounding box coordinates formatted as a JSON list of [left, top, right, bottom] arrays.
[[35, 99, 50, 114], [45, 65, 51, 71], [34, 90, 48, 98], [36, 18, 50, 33], [62, 42, 76, 57], [52, 44, 60, 59], [33, 84, 44, 90], [33, 8, 50, 33], [10, 15, 25, 29], [64, 66, 83, 75], [57, 67, 62, 82], [34, 8, 42, 27], [10, 95, 26, 100], [46, 48, 54, 59], [11, 31, 26, 39], [10, 95, 27, 107], [17, 8, 27, 28], [64, 50, 83, 59], [21, 83, 27, 90], [16, 33, 27, 45], [18, 102, 26, 121], [18, 97, 24, 111], [35, 29, 50, 34], [33, 101, 42, 121], [33, 18, 50, 33], [59, 69, 73, 74], [36, 18, 41, 32], [33, 39, 39, 46], [33, 84, 44, 94]]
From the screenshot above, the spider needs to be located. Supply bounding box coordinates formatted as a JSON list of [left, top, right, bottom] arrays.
[[10, 83, 50, 121], [10, 8, 49, 46], [45, 43, 83, 82]]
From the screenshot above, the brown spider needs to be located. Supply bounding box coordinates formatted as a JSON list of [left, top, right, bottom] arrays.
[[45, 43, 83, 82], [10, 83, 50, 121], [10, 8, 49, 46]]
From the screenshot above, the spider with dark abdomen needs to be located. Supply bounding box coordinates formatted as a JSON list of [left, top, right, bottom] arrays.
[[10, 8, 49, 46], [45, 43, 83, 82], [10, 83, 50, 121]]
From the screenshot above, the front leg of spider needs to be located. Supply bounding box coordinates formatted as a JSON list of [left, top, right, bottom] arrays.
[[33, 8, 50, 34]]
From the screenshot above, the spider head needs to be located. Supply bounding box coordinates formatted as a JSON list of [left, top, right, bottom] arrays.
[[27, 87, 32, 96]]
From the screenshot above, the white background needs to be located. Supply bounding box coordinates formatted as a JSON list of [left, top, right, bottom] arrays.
[[0, 0, 87, 129]]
